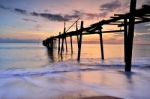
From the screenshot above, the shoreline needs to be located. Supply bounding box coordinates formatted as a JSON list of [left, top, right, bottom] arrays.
[[0, 66, 150, 99]]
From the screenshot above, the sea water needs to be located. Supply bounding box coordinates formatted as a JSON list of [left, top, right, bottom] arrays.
[[0, 43, 150, 99], [0, 43, 149, 70]]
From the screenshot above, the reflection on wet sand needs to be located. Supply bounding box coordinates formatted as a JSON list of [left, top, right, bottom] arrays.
[[82, 96, 122, 99], [0, 67, 149, 99]]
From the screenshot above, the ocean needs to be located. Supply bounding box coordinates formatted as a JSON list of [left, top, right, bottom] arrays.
[[0, 43, 149, 70], [0, 43, 150, 99]]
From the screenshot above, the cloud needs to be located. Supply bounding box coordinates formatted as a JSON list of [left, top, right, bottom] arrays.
[[30, 12, 39, 16], [100, 0, 122, 11], [81, 12, 107, 19], [30, 12, 69, 21], [0, 4, 29, 15], [14, 8, 27, 14], [135, 23, 150, 33], [35, 13, 70, 21], [98, 0, 130, 19], [22, 18, 37, 22], [0, 4, 108, 21], [0, 4, 73, 21], [69, 10, 107, 20], [64, 10, 81, 20], [0, 4, 10, 10], [1, 1, 127, 22]]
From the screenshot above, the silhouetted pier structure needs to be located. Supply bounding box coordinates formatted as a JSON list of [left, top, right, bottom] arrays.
[[43, 0, 150, 72]]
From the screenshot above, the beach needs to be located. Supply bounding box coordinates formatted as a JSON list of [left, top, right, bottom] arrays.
[[0, 60, 150, 99], [0, 0, 150, 98], [0, 43, 150, 99]]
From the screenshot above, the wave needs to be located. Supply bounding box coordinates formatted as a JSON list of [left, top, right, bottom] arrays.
[[0, 61, 100, 78], [0, 59, 149, 78]]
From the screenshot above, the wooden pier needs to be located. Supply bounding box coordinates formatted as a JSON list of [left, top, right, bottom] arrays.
[[43, 0, 150, 72]]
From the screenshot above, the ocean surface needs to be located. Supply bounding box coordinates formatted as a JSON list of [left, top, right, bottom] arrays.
[[0, 43, 150, 99], [0, 43, 149, 70]]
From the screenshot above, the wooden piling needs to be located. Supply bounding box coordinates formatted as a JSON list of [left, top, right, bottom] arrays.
[[76, 20, 78, 30], [125, 0, 137, 72], [64, 38, 68, 52], [99, 27, 104, 60], [60, 28, 66, 55], [77, 21, 84, 61], [76, 21, 79, 49], [64, 35, 68, 52], [124, 18, 128, 63], [70, 36, 73, 54], [64, 21, 67, 52], [58, 32, 61, 54], [60, 37, 64, 55], [49, 39, 53, 50], [63, 27, 68, 53]]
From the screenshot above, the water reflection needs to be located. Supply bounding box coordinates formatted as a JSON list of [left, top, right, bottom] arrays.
[[124, 72, 134, 84], [46, 46, 73, 62], [46, 47, 55, 63]]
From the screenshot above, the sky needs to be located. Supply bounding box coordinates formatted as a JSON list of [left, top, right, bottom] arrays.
[[0, 0, 149, 44]]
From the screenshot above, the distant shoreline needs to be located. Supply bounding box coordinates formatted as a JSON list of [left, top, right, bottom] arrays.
[[0, 42, 149, 45], [0, 42, 41, 43]]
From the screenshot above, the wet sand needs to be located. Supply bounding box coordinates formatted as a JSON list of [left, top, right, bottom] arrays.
[[82, 96, 122, 99], [0, 67, 150, 99]]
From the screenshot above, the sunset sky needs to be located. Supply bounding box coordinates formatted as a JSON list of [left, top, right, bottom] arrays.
[[0, 0, 149, 44]]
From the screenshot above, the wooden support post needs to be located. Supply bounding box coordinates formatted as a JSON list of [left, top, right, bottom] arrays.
[[77, 21, 83, 61], [60, 28, 66, 55], [60, 37, 64, 55], [125, 0, 137, 72], [76, 20, 78, 31], [99, 26, 104, 60], [48, 40, 51, 48], [51, 40, 53, 48], [58, 32, 61, 54], [64, 27, 68, 52], [49, 39, 54, 52], [77, 35, 79, 49], [64, 37, 68, 52], [124, 18, 128, 63], [76, 21, 80, 49], [70, 36, 73, 54], [63, 21, 68, 52]]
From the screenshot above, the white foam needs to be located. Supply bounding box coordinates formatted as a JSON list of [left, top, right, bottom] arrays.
[[0, 60, 150, 99]]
